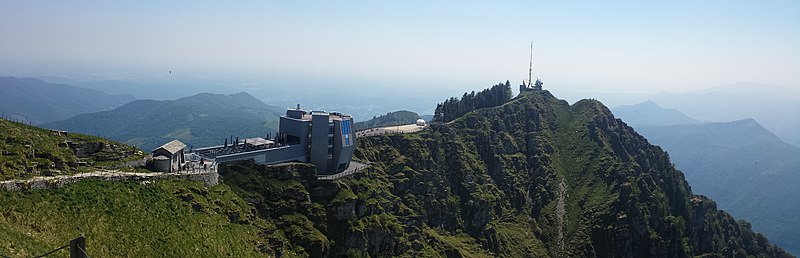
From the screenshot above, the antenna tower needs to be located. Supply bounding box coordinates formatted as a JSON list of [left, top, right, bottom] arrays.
[[528, 41, 533, 87]]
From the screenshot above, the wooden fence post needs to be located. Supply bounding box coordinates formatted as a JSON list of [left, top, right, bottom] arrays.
[[69, 235, 86, 258]]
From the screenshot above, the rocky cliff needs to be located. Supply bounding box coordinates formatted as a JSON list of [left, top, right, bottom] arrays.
[[219, 90, 791, 257]]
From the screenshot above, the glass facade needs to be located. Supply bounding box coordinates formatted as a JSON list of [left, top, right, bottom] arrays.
[[341, 119, 352, 146]]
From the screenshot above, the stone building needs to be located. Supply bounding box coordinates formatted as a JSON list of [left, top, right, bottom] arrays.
[[151, 140, 186, 172]]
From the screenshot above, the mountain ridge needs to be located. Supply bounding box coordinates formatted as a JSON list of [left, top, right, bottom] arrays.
[[42, 92, 282, 151], [0, 77, 135, 124], [0, 85, 791, 257], [646, 85, 800, 146], [612, 100, 700, 126], [335, 89, 792, 256], [636, 119, 800, 254]]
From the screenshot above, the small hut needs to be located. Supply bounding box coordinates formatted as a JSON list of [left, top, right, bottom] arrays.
[[151, 140, 186, 172]]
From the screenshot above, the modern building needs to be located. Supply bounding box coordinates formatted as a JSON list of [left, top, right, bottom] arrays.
[[194, 106, 356, 175], [151, 140, 186, 172], [280, 107, 356, 174]]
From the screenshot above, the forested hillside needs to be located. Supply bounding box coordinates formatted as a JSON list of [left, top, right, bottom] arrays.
[[433, 81, 513, 123]]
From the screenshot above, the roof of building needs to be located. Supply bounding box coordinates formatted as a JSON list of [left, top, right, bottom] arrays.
[[283, 108, 351, 122], [152, 140, 187, 154], [241, 137, 274, 146]]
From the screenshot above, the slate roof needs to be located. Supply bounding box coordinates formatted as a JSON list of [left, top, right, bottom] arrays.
[[152, 140, 186, 154]]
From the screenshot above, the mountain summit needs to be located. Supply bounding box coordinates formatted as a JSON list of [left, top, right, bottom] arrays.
[[355, 89, 791, 257], [216, 87, 791, 257]]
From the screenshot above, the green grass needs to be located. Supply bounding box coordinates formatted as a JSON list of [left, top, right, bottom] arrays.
[[422, 227, 494, 257], [0, 179, 289, 257], [0, 118, 145, 180]]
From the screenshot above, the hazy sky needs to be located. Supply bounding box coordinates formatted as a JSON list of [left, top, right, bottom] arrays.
[[1, 1, 798, 93]]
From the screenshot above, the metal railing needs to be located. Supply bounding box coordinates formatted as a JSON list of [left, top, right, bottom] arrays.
[[317, 162, 369, 180]]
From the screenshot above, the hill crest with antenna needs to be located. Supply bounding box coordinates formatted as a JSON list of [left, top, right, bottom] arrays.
[[520, 42, 543, 93]]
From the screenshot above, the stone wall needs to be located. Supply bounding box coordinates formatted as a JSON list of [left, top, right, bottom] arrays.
[[0, 170, 218, 191]]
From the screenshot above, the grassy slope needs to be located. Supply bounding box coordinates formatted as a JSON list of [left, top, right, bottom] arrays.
[[0, 118, 143, 180], [0, 179, 291, 257]]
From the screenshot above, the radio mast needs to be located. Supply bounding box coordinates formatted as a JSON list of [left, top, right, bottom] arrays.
[[528, 41, 533, 87]]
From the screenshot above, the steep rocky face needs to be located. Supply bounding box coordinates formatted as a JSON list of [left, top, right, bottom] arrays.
[[221, 90, 792, 257]]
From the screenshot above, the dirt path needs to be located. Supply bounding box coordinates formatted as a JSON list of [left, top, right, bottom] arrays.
[[556, 178, 567, 254], [0, 168, 218, 191]]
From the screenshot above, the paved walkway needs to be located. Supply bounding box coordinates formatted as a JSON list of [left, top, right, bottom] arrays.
[[0, 158, 365, 189], [356, 124, 427, 138], [317, 161, 369, 180], [0, 166, 218, 191]]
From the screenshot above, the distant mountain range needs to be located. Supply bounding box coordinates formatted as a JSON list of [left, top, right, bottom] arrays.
[[0, 77, 135, 124], [35, 76, 242, 101], [43, 92, 282, 151], [612, 100, 700, 126], [614, 101, 800, 255], [646, 82, 800, 147]]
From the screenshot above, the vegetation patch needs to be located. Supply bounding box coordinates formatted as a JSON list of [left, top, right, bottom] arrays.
[[0, 179, 290, 257], [0, 119, 144, 180]]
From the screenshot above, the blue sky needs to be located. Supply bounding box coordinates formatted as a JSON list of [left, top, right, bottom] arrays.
[[1, 1, 798, 93]]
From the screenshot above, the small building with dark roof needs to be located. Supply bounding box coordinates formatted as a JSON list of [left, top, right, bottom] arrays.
[[151, 140, 186, 172]]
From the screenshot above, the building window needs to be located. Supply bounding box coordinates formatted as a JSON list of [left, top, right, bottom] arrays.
[[341, 119, 352, 146], [286, 135, 300, 145]]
